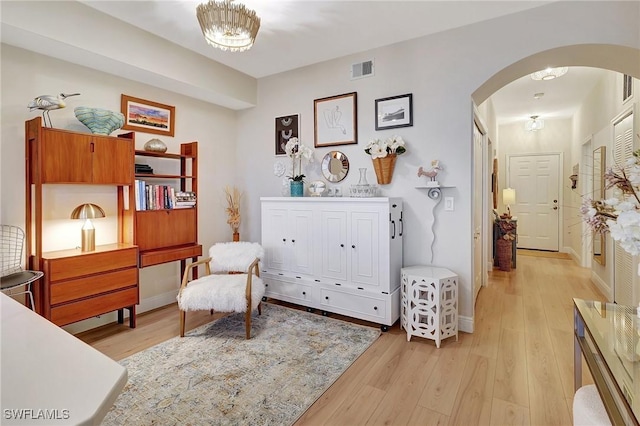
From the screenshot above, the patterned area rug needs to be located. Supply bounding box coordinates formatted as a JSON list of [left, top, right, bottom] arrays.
[[102, 303, 380, 426]]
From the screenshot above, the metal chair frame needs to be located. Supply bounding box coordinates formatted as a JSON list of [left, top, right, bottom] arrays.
[[1, 225, 43, 310]]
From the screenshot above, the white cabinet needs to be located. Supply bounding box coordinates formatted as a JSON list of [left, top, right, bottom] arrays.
[[261, 197, 403, 330]]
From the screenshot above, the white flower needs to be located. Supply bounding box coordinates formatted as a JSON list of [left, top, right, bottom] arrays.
[[370, 144, 388, 159]]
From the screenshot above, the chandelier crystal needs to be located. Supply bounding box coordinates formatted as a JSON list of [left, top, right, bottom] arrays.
[[196, 0, 260, 52], [530, 67, 568, 81]]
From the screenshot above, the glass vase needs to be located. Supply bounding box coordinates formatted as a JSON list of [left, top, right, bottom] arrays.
[[290, 181, 304, 197], [358, 168, 369, 186]]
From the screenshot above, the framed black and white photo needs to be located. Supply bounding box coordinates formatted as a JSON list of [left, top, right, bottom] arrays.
[[314, 92, 357, 147], [375, 93, 413, 130], [275, 114, 299, 155]]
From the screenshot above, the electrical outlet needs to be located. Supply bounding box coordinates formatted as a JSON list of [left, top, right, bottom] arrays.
[[445, 197, 454, 211]]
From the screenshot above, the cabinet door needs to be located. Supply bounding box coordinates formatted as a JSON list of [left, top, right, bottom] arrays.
[[321, 210, 347, 281], [41, 131, 92, 183], [92, 136, 133, 184], [136, 209, 196, 250], [289, 209, 314, 275], [350, 211, 380, 287], [262, 207, 289, 272]]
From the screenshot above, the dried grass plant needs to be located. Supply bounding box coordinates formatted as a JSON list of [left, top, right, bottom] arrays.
[[224, 186, 242, 234]]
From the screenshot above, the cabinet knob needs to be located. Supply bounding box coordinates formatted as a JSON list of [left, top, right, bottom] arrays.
[[282, 238, 286, 242], [292, 239, 295, 243], [351, 244, 356, 249], [302, 291, 306, 295], [374, 306, 378, 311], [340, 244, 344, 248], [325, 296, 329, 300]]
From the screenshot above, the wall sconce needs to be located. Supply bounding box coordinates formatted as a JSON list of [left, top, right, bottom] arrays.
[[503, 188, 516, 218], [569, 174, 578, 189], [70, 203, 105, 252]]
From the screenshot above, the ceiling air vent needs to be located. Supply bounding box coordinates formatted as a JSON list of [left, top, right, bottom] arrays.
[[351, 59, 374, 80]]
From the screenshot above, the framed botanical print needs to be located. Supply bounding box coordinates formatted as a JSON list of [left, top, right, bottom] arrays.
[[375, 93, 413, 130], [275, 114, 299, 155], [314, 92, 357, 147]]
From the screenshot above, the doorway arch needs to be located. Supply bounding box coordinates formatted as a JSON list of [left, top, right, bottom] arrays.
[[469, 43, 640, 322]]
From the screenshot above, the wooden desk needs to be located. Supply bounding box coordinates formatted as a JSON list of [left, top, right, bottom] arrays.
[[0, 293, 127, 425], [574, 298, 640, 425]]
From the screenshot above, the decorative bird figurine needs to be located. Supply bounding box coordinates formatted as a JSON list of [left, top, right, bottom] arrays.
[[28, 93, 80, 128], [418, 160, 442, 181]]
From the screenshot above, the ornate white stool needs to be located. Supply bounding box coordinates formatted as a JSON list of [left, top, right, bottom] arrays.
[[401, 266, 458, 348]]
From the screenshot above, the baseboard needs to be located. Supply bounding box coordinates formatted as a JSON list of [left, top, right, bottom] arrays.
[[63, 290, 179, 335], [564, 246, 582, 266], [459, 315, 473, 333], [590, 271, 612, 301]]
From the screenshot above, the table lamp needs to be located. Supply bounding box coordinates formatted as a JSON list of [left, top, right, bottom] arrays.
[[70, 203, 105, 252], [503, 188, 516, 218]]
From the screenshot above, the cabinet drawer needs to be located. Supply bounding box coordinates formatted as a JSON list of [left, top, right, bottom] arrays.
[[139, 244, 202, 268], [136, 209, 197, 251], [50, 268, 138, 305], [264, 277, 313, 303], [320, 288, 386, 320], [45, 248, 137, 282], [51, 287, 138, 326]]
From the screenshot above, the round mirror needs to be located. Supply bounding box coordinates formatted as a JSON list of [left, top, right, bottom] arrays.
[[321, 151, 349, 182]]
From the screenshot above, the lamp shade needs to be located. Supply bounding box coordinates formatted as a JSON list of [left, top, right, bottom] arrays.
[[503, 188, 516, 206], [70, 203, 105, 220]]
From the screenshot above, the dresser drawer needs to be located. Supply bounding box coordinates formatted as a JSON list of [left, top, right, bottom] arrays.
[[320, 288, 386, 320], [45, 248, 137, 281], [51, 287, 139, 326], [50, 268, 138, 305]]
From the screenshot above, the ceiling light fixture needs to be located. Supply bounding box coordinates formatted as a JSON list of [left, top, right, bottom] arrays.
[[525, 115, 545, 131], [196, 0, 261, 52], [533, 92, 544, 99], [530, 67, 568, 81]]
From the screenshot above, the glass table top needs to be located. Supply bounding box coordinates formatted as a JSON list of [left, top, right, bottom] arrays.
[[574, 298, 640, 423]]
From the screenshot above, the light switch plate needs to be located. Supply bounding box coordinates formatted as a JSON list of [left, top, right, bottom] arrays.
[[445, 197, 454, 211]]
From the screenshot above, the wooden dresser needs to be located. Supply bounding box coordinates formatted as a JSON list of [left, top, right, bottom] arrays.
[[40, 243, 138, 327]]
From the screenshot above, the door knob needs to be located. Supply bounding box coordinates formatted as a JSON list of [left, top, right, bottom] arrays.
[[553, 206, 558, 210]]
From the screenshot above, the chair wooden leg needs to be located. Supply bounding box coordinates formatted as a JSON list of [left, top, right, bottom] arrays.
[[180, 310, 186, 337], [245, 309, 251, 339]]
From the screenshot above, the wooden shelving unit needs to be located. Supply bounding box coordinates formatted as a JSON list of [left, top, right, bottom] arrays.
[[131, 142, 202, 277]]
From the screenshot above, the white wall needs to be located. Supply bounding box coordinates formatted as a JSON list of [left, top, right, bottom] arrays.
[[237, 1, 640, 324], [1, 1, 639, 331], [0, 45, 239, 332]]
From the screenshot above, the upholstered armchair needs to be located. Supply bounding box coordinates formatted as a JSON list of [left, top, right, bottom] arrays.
[[177, 242, 265, 339]]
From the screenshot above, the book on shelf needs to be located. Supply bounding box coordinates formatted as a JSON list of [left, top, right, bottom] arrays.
[[134, 182, 194, 210]]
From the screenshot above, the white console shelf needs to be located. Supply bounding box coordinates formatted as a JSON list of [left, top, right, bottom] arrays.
[[260, 197, 403, 330]]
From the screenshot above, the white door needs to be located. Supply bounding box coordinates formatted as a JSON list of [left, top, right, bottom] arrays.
[[350, 211, 380, 288], [320, 209, 348, 281], [289, 209, 315, 275], [507, 154, 560, 251], [473, 120, 484, 303]]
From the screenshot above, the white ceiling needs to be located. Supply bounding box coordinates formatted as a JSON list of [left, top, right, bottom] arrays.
[[38, 2, 613, 123]]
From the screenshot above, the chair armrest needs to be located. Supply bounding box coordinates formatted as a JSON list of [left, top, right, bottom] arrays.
[[244, 257, 261, 299], [179, 257, 212, 293]]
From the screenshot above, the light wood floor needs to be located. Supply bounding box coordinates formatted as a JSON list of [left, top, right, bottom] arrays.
[[77, 254, 605, 425]]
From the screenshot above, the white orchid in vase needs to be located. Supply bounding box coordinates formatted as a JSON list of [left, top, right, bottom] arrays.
[[582, 136, 640, 271], [285, 137, 314, 182]]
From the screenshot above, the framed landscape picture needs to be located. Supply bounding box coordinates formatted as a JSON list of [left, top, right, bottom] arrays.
[[314, 92, 357, 148], [375, 93, 413, 130], [121, 94, 175, 136], [275, 114, 299, 155]]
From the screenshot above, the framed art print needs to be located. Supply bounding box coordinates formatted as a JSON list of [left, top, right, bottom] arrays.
[[375, 93, 413, 130], [275, 114, 299, 155], [121, 94, 175, 136], [314, 92, 357, 147]]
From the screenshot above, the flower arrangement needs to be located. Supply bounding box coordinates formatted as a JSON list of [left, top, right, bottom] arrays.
[[496, 219, 517, 240], [364, 135, 407, 159], [285, 137, 314, 182], [582, 135, 640, 257], [224, 186, 242, 235]]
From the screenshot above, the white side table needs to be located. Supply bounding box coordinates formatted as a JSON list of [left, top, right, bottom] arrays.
[[401, 266, 458, 348]]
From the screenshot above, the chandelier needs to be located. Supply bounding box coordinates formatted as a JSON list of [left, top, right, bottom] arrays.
[[530, 67, 568, 81], [196, 0, 260, 52], [525, 115, 545, 131]]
